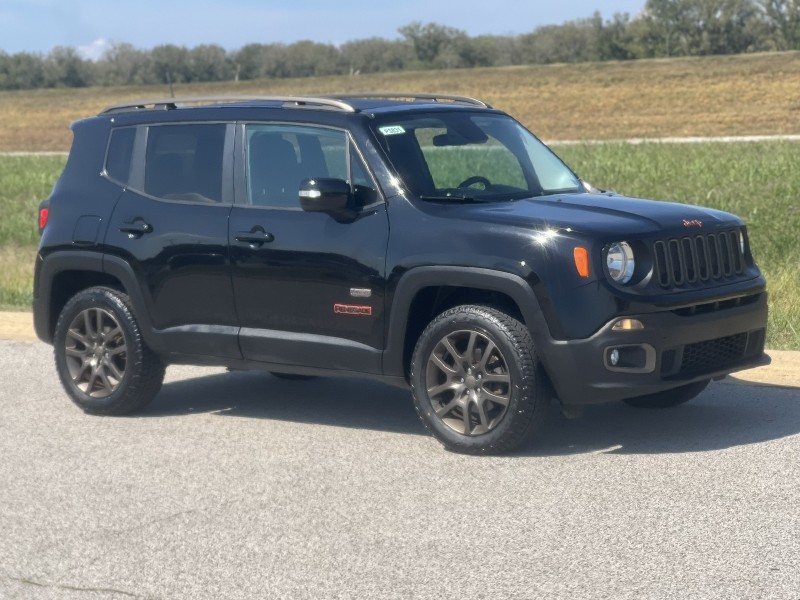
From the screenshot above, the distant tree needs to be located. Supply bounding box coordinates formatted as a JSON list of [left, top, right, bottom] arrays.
[[520, 18, 600, 64], [150, 44, 191, 86], [189, 44, 234, 82], [689, 0, 760, 54], [399, 22, 468, 67], [257, 41, 343, 78], [760, 0, 800, 48], [44, 47, 93, 87], [234, 44, 266, 81], [595, 12, 640, 60], [640, 0, 761, 56], [0, 51, 46, 89], [455, 35, 504, 68], [98, 42, 151, 85], [340, 38, 413, 74], [640, 0, 692, 56], [1, 7, 797, 91]]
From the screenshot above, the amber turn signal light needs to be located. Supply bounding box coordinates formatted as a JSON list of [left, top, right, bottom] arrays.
[[573, 246, 590, 277]]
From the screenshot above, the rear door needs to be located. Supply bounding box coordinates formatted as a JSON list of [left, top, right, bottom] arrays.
[[229, 122, 389, 373], [105, 122, 240, 359]]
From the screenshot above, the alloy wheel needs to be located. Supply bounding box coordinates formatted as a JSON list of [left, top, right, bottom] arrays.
[[64, 307, 128, 398], [424, 329, 511, 436]]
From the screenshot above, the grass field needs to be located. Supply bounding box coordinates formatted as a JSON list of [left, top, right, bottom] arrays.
[[0, 51, 799, 151], [1, 52, 797, 348]]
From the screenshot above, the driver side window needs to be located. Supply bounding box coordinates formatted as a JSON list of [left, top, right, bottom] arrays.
[[246, 124, 347, 208]]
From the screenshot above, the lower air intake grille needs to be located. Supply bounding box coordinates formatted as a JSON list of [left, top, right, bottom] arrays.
[[679, 333, 748, 376]]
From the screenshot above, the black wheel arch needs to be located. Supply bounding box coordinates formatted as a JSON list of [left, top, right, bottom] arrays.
[[34, 251, 155, 348], [383, 266, 556, 380]]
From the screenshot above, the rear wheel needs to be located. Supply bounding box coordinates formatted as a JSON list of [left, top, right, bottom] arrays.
[[53, 287, 165, 415], [410, 305, 549, 455], [622, 379, 710, 409]]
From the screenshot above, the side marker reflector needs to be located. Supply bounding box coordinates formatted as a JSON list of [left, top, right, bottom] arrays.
[[573, 246, 590, 277]]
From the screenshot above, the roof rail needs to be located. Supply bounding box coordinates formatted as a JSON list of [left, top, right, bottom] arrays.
[[327, 93, 491, 109], [100, 95, 358, 115]]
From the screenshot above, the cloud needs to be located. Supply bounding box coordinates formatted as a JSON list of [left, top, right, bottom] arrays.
[[76, 38, 111, 61]]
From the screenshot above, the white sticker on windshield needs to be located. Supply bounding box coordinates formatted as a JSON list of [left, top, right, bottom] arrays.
[[379, 125, 406, 136]]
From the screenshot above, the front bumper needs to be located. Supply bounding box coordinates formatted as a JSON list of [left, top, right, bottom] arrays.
[[540, 292, 769, 405]]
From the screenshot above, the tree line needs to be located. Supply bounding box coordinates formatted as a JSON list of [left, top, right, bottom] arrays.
[[1, 0, 798, 91]]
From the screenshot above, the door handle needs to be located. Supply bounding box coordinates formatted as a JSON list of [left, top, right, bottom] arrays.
[[235, 230, 275, 245], [119, 221, 153, 236]]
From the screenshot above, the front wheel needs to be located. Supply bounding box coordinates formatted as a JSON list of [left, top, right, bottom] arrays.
[[53, 287, 165, 415], [622, 379, 710, 409], [410, 305, 550, 455]]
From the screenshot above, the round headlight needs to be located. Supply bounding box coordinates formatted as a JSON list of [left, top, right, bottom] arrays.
[[607, 241, 635, 284]]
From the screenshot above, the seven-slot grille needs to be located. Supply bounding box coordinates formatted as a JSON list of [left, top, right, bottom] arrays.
[[653, 229, 745, 289]]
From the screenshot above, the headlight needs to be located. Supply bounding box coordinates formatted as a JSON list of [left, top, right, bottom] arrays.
[[606, 241, 635, 284]]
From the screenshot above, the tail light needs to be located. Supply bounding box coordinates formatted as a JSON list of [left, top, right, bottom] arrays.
[[38, 202, 49, 234]]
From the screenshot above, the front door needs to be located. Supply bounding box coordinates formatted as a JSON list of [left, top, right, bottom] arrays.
[[229, 123, 389, 373]]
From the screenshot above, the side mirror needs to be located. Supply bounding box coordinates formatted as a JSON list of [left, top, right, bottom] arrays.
[[299, 178, 354, 220]]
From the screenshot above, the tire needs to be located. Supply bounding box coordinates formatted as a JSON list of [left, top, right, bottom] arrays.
[[410, 305, 550, 455], [622, 379, 710, 409], [53, 286, 165, 415], [270, 372, 316, 381]]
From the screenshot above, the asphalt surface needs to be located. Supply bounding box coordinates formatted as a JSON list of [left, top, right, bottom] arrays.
[[1, 339, 798, 600]]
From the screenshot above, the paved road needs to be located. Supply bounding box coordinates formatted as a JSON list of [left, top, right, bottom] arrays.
[[1, 340, 798, 600]]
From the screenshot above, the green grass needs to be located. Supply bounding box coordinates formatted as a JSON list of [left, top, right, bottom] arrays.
[[0, 155, 66, 309], [1, 143, 798, 349]]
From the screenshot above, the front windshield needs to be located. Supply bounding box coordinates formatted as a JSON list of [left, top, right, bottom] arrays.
[[372, 112, 582, 201]]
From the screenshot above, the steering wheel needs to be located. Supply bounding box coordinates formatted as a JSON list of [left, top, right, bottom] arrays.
[[457, 176, 491, 190]]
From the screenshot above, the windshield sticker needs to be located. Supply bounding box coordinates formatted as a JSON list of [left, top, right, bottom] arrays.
[[379, 125, 406, 136]]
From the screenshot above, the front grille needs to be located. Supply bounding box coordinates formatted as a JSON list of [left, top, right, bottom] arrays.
[[653, 229, 745, 289]]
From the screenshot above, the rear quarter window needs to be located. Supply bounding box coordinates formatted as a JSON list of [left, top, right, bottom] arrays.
[[105, 127, 136, 185]]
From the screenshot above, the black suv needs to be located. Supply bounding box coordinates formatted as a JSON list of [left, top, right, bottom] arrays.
[[33, 93, 769, 454]]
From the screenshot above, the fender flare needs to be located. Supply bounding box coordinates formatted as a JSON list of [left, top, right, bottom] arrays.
[[33, 251, 156, 348], [34, 251, 104, 343], [382, 266, 554, 378]]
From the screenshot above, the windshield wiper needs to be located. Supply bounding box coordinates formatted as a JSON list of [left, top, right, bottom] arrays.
[[418, 194, 488, 203]]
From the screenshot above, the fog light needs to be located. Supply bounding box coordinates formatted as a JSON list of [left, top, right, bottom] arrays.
[[612, 318, 644, 331], [609, 349, 620, 366], [605, 344, 655, 373]]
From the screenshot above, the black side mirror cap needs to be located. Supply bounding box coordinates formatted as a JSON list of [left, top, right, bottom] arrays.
[[299, 178, 356, 221]]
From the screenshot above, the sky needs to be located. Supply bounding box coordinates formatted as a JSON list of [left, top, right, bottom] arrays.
[[0, 0, 646, 58]]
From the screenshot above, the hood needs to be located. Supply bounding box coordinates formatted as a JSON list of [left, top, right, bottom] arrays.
[[418, 192, 743, 238]]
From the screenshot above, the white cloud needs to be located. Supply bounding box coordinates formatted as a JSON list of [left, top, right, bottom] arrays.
[[76, 38, 110, 61]]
